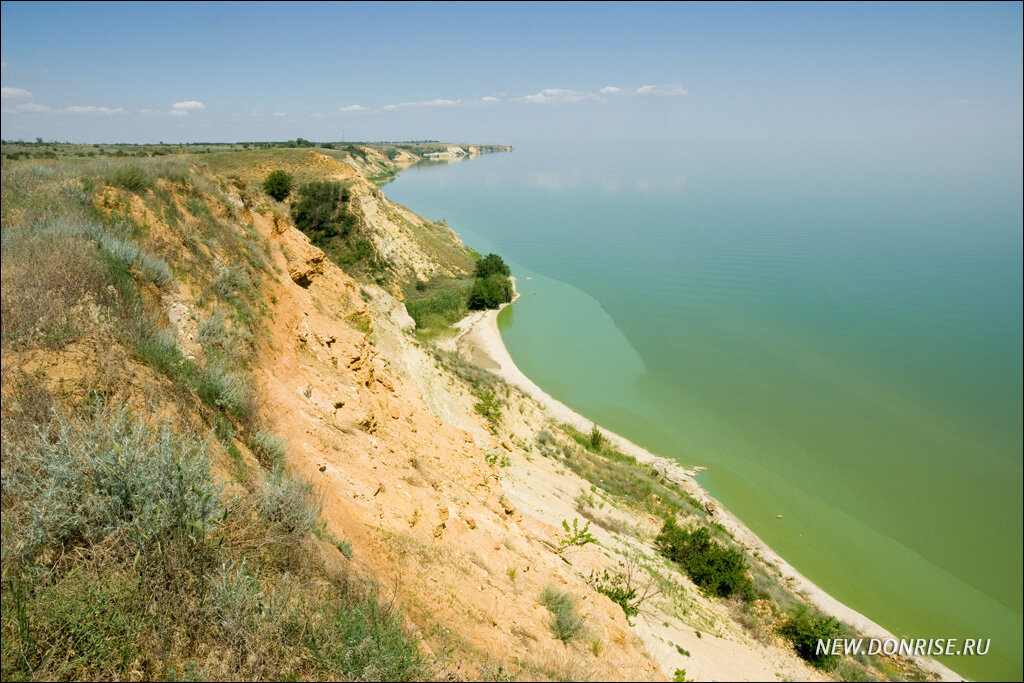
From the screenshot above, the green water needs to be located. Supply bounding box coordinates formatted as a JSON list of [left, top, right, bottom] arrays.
[[386, 143, 1023, 680]]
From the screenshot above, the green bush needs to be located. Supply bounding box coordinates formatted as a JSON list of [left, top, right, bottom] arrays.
[[405, 289, 466, 331], [473, 387, 503, 427], [779, 605, 844, 669], [248, 430, 288, 469], [655, 518, 752, 599], [537, 587, 586, 643], [256, 468, 320, 537], [106, 165, 151, 193], [290, 180, 355, 244], [262, 170, 293, 201], [467, 274, 513, 310], [1, 404, 221, 557], [474, 253, 511, 279]]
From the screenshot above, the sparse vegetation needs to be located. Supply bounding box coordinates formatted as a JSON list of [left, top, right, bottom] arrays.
[[558, 518, 597, 553], [590, 558, 660, 620], [537, 587, 587, 644]]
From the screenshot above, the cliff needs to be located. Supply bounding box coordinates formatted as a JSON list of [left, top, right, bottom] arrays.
[[0, 144, 944, 681]]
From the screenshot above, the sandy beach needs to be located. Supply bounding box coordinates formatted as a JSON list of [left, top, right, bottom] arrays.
[[451, 285, 964, 682]]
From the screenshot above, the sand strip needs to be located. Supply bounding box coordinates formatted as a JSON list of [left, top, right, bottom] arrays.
[[454, 288, 964, 682]]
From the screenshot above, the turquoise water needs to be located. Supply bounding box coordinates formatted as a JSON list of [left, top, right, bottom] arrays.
[[385, 143, 1023, 680]]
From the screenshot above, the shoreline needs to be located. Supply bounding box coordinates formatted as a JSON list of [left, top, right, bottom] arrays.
[[451, 283, 964, 682]]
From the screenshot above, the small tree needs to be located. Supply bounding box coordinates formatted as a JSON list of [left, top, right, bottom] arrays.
[[467, 274, 512, 310], [474, 253, 511, 279], [263, 170, 293, 201], [558, 518, 597, 553]]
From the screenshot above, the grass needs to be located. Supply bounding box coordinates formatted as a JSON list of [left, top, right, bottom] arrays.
[[537, 586, 587, 644], [554, 425, 703, 519], [1, 151, 430, 681], [402, 275, 473, 337]]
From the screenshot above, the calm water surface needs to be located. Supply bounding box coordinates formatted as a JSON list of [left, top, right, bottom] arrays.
[[386, 142, 1023, 680]]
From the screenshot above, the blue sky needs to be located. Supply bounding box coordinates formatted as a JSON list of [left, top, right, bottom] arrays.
[[1, 1, 1021, 148]]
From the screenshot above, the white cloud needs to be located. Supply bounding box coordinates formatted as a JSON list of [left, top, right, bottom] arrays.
[[15, 102, 49, 112], [1, 87, 33, 99], [600, 86, 622, 95], [171, 100, 205, 111], [64, 105, 125, 115], [311, 112, 326, 119], [634, 83, 689, 96], [339, 104, 366, 112], [380, 98, 463, 111], [168, 109, 188, 117], [481, 96, 501, 103], [2, 102, 51, 114], [517, 88, 601, 104], [272, 111, 286, 117]]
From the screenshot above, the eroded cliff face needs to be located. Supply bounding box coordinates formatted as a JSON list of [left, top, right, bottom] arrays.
[[230, 151, 828, 682], [235, 206, 666, 680], [2, 145, 885, 681]]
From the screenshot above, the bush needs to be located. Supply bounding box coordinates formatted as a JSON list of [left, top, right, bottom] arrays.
[[262, 170, 293, 201], [248, 430, 288, 469], [290, 180, 355, 243], [467, 274, 513, 310], [256, 468, 319, 537], [473, 387, 503, 427], [106, 165, 151, 193], [655, 518, 752, 599], [537, 587, 586, 643], [779, 605, 844, 670], [405, 289, 467, 331], [1, 404, 221, 557], [308, 588, 425, 680], [474, 253, 511, 279]]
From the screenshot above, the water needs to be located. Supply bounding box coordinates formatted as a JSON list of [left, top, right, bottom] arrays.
[[385, 142, 1023, 680]]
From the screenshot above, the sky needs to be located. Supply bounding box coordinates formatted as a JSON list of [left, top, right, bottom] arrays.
[[1, 1, 1021, 152]]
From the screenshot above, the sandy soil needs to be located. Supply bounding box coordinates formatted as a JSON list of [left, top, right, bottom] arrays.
[[454, 295, 965, 683]]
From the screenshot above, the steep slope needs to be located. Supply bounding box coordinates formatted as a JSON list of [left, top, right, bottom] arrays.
[[1, 145, 949, 682]]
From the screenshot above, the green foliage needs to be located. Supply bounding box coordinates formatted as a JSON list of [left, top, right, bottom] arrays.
[[555, 426, 702, 519], [672, 669, 694, 682], [485, 452, 511, 468], [290, 180, 355, 243], [405, 288, 467, 332], [558, 518, 597, 553], [473, 387, 503, 428], [591, 568, 639, 618], [537, 587, 586, 644], [473, 252, 511, 279], [257, 468, 320, 537], [467, 273, 513, 309], [588, 423, 605, 451], [655, 518, 753, 599], [1, 404, 221, 557], [262, 169, 293, 201], [779, 605, 844, 670], [248, 430, 288, 469], [307, 588, 425, 680], [106, 165, 151, 193]]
